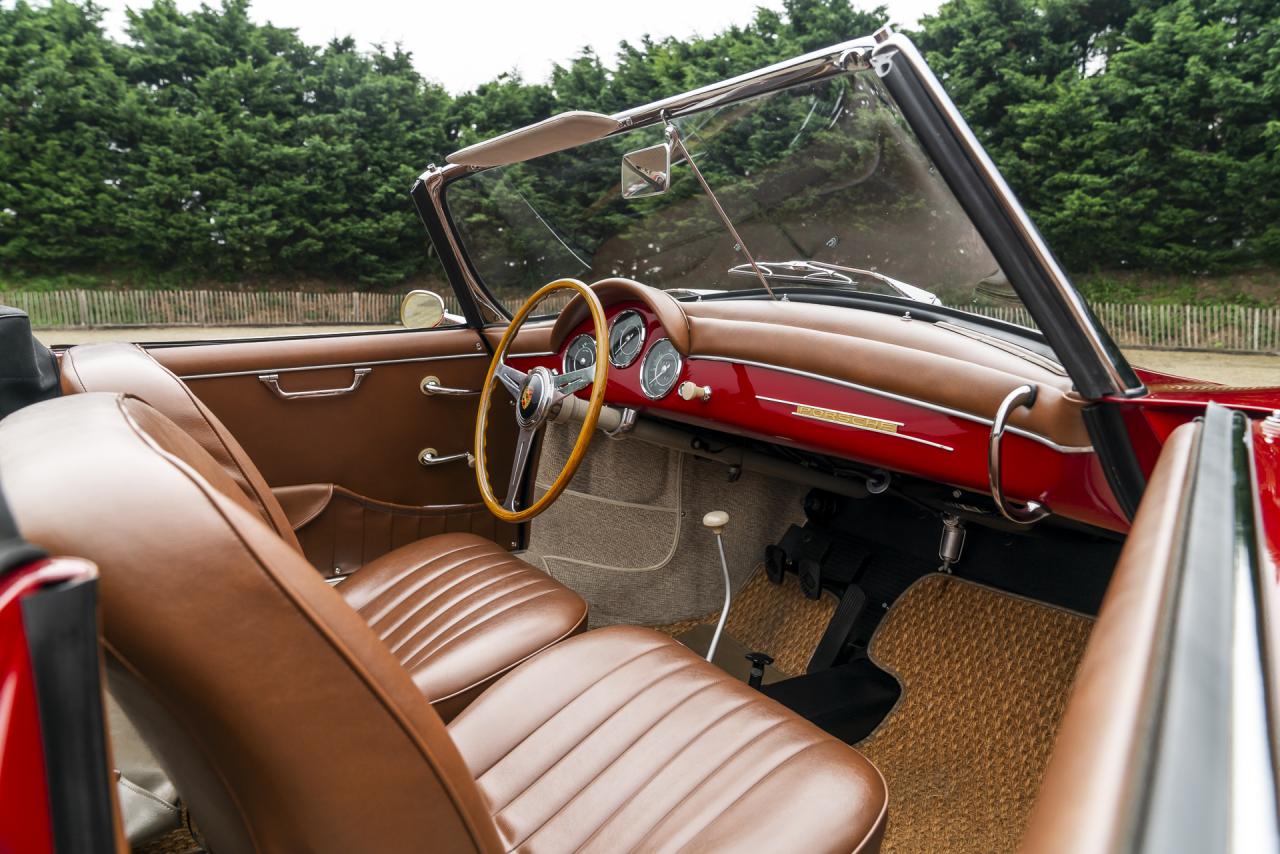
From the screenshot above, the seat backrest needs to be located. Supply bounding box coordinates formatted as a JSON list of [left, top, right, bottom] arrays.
[[59, 343, 300, 551], [0, 393, 501, 854]]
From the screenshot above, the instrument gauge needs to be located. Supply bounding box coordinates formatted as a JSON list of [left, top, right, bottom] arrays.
[[640, 338, 682, 400], [563, 334, 596, 374], [608, 310, 646, 368]]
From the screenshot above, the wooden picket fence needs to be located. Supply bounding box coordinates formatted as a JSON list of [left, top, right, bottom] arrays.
[[968, 302, 1280, 353], [3, 289, 1278, 353], [0, 289, 460, 329]]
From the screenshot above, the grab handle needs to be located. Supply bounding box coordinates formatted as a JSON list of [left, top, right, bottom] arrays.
[[258, 368, 371, 400], [988, 385, 1050, 524]]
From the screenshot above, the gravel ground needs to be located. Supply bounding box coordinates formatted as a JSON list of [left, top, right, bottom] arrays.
[[31, 326, 1279, 388], [1122, 349, 1279, 386]]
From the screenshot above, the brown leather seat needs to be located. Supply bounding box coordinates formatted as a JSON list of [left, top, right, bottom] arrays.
[[57, 342, 586, 718], [451, 624, 888, 853], [1, 392, 887, 853]]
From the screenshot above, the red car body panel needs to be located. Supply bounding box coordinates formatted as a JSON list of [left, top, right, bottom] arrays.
[[0, 557, 98, 854]]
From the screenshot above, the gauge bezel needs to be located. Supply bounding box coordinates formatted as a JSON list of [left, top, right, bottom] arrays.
[[563, 333, 597, 375], [639, 337, 683, 400], [607, 309, 647, 368]]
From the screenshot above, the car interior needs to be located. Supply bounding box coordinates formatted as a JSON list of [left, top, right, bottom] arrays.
[[0, 274, 1218, 854]]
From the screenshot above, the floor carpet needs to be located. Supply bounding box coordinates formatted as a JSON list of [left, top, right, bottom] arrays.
[[856, 574, 1093, 854], [653, 567, 838, 676]]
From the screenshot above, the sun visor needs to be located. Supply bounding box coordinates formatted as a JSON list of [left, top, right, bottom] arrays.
[[447, 111, 621, 168]]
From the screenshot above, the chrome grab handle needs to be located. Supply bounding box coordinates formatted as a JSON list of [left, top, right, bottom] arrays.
[[418, 447, 475, 468], [988, 385, 1050, 524], [421, 375, 479, 396], [258, 368, 370, 400]]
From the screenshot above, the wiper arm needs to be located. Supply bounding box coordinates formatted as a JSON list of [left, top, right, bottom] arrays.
[[727, 259, 941, 306]]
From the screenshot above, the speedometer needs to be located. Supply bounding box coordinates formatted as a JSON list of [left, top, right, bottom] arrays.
[[608, 310, 646, 368], [640, 338, 682, 400], [563, 334, 596, 374]]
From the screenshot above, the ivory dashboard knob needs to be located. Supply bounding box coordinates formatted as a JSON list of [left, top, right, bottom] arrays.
[[678, 381, 711, 402], [702, 510, 729, 534]]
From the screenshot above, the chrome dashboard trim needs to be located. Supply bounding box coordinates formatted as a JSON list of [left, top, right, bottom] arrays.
[[756, 395, 954, 452], [179, 351, 487, 381], [693, 355, 1094, 454]]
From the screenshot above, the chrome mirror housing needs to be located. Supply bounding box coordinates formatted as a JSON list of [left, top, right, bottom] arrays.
[[399, 289, 446, 328], [620, 142, 672, 199]]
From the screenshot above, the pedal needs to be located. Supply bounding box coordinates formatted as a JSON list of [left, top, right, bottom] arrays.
[[745, 651, 774, 688], [807, 584, 869, 673]]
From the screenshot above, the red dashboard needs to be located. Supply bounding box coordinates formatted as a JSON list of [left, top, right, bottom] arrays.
[[511, 300, 1129, 533]]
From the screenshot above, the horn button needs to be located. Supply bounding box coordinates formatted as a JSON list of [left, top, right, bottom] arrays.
[[515, 366, 555, 428]]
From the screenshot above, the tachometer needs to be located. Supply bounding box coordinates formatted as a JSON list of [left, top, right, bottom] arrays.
[[563, 334, 596, 374], [640, 338, 682, 400], [608, 310, 646, 368]]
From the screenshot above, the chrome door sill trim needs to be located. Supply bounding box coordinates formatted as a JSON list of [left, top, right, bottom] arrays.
[[693, 356, 1094, 454], [179, 351, 488, 380]]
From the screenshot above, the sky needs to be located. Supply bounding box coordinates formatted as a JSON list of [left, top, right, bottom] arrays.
[[92, 0, 944, 93]]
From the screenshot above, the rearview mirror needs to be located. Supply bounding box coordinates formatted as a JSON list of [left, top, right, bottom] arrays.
[[400, 289, 446, 329], [621, 142, 672, 199]]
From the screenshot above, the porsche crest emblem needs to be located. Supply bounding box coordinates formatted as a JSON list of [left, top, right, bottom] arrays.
[[520, 385, 534, 411]]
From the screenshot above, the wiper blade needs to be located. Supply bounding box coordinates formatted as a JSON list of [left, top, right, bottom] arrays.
[[727, 259, 941, 306]]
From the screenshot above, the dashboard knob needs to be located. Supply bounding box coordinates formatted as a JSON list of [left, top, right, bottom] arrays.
[[678, 381, 712, 402]]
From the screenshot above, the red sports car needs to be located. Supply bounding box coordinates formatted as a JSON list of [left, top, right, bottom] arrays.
[[2, 27, 1278, 854]]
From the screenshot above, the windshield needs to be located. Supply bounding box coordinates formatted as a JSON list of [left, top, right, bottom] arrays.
[[445, 68, 1026, 323]]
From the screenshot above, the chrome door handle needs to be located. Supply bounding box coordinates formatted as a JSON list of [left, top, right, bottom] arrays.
[[418, 447, 476, 467], [420, 375, 479, 396], [988, 385, 1050, 524], [258, 368, 370, 400]]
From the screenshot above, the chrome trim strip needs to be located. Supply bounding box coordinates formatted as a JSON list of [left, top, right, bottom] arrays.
[[693, 355, 1094, 454], [259, 367, 371, 400], [873, 32, 1140, 396], [511, 350, 556, 359], [756, 394, 953, 451], [179, 351, 487, 380]]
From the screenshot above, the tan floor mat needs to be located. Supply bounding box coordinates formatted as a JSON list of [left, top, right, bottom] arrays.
[[650, 567, 837, 676], [857, 574, 1092, 854]]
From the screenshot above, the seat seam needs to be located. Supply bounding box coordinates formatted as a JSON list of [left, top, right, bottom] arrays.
[[355, 548, 501, 625], [383, 573, 544, 654], [427, 604, 589, 709], [573, 696, 768, 854], [662, 741, 829, 851], [627, 715, 799, 849], [509, 681, 752, 850], [488, 665, 711, 819], [401, 585, 560, 669], [464, 642, 673, 779]]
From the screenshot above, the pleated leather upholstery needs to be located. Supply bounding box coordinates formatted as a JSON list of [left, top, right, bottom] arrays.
[[340, 533, 588, 721], [449, 626, 888, 854]]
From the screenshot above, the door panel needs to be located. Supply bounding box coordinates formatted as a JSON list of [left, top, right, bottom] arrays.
[[147, 326, 536, 566]]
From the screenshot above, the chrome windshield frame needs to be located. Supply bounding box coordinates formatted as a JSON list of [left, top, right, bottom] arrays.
[[410, 28, 1142, 400]]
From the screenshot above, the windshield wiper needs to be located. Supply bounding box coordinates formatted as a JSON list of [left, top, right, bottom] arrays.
[[727, 259, 941, 306]]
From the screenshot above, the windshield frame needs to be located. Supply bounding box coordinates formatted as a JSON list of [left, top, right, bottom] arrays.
[[409, 29, 1140, 399]]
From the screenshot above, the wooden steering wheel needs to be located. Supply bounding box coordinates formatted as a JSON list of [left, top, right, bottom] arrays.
[[474, 278, 609, 523]]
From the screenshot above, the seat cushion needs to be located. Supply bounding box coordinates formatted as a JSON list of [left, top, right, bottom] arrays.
[[339, 532, 588, 721], [449, 625, 888, 854]]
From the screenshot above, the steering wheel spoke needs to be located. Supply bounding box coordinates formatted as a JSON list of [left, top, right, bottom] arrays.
[[495, 362, 527, 401], [551, 366, 594, 400], [502, 425, 538, 512]]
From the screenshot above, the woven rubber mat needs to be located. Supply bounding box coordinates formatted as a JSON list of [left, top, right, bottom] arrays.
[[650, 566, 837, 676], [857, 574, 1092, 854]]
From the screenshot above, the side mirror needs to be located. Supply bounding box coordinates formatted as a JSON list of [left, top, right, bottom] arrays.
[[400, 289, 446, 329], [621, 142, 672, 199]]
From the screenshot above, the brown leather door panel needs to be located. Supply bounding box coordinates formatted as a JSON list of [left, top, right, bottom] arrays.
[[147, 327, 539, 563], [274, 484, 518, 576]]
